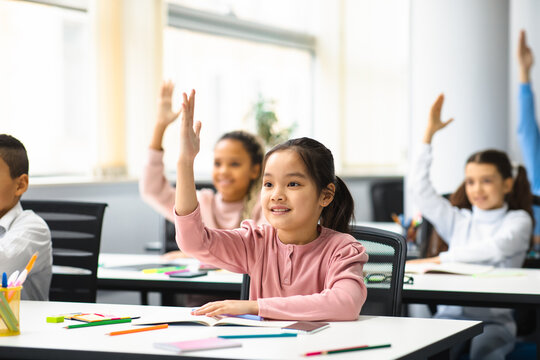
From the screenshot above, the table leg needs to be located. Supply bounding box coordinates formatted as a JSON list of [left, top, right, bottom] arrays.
[[428, 348, 450, 360], [536, 308, 540, 360], [140, 291, 149, 305]]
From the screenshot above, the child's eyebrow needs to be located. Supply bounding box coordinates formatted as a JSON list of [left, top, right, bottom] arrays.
[[263, 172, 307, 178]]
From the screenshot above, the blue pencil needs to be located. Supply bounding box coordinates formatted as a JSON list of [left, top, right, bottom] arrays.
[[1, 273, 7, 288], [218, 333, 297, 339]]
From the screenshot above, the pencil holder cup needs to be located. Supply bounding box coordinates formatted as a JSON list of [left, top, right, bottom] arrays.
[[0, 286, 21, 336]]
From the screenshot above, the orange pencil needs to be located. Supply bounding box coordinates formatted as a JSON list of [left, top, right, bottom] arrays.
[[25, 252, 39, 273], [106, 323, 168, 336]]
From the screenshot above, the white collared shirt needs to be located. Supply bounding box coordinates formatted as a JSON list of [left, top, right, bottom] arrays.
[[0, 202, 52, 300]]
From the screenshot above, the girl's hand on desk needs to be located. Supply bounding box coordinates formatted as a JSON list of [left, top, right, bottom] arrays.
[[192, 300, 259, 317], [407, 256, 441, 264]]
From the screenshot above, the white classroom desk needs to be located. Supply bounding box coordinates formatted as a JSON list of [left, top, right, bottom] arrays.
[[98, 253, 243, 300], [0, 301, 482, 360], [402, 268, 540, 357]]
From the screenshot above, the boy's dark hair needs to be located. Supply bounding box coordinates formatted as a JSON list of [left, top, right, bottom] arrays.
[[264, 137, 355, 233], [0, 134, 29, 178]]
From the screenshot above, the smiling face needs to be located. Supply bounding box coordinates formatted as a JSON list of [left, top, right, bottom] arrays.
[[464, 162, 513, 210], [212, 139, 261, 202], [261, 149, 333, 244]]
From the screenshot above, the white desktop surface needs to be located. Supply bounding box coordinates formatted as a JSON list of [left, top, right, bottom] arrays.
[[98, 253, 243, 285], [0, 301, 481, 360], [404, 268, 540, 296]]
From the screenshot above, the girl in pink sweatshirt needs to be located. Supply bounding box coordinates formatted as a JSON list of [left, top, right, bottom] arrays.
[[139, 81, 266, 258], [174, 90, 368, 321]]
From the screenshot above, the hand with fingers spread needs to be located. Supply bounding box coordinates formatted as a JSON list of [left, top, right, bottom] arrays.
[[150, 81, 183, 151], [192, 300, 259, 317], [178, 90, 201, 163], [175, 89, 201, 216], [423, 94, 454, 144], [518, 30, 534, 83]]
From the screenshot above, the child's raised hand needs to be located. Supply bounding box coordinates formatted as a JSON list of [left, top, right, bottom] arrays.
[[191, 300, 259, 317], [423, 94, 454, 144], [518, 30, 534, 83], [157, 81, 182, 128], [178, 89, 202, 162]]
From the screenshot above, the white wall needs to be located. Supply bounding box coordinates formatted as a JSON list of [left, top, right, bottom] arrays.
[[408, 0, 510, 197], [24, 181, 163, 254]]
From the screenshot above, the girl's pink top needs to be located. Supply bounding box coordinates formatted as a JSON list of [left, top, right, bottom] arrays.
[[174, 205, 368, 321], [139, 149, 265, 228]]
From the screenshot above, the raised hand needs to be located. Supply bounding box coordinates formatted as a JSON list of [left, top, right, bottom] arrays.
[[178, 90, 201, 163], [157, 81, 182, 128], [423, 94, 454, 144], [150, 81, 183, 150], [174, 89, 200, 216], [192, 300, 259, 317], [518, 30, 534, 83]]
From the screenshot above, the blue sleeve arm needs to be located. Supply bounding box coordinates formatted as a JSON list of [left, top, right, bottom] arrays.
[[518, 83, 540, 194]]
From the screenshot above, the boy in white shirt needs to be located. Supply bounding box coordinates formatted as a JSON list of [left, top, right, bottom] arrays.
[[0, 134, 52, 300]]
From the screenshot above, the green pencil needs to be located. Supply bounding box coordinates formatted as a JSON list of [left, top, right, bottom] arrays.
[[304, 343, 391, 356], [64, 318, 131, 329]]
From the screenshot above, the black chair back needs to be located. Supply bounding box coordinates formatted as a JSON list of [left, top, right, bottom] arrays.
[[350, 225, 406, 316], [370, 179, 403, 222], [21, 200, 107, 303]]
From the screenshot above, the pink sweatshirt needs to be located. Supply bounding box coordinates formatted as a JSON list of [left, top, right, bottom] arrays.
[[175, 205, 368, 321], [139, 149, 265, 227]]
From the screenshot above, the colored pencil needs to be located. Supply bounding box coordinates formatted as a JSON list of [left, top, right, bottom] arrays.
[[304, 343, 391, 356], [65, 318, 132, 329], [25, 252, 39, 273], [106, 323, 168, 336], [218, 333, 297, 339], [0, 293, 19, 332]]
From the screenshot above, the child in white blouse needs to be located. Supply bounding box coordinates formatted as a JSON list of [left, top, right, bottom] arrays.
[[409, 94, 534, 360]]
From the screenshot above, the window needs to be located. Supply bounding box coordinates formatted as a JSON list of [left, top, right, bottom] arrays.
[[0, 0, 92, 176], [161, 2, 316, 177], [341, 0, 410, 175]]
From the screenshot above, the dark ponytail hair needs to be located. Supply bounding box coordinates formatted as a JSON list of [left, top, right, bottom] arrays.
[[428, 149, 534, 256], [264, 137, 355, 233], [217, 131, 265, 220]]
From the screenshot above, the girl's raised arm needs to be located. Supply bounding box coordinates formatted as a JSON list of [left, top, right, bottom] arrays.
[[423, 94, 454, 144], [174, 90, 202, 216], [150, 81, 182, 151], [518, 30, 534, 83]]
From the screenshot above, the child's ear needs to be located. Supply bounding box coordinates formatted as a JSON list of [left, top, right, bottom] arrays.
[[503, 177, 513, 195], [14, 174, 29, 197], [250, 163, 261, 180], [319, 183, 336, 208]]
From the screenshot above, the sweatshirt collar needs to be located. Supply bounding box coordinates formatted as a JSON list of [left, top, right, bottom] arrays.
[[472, 203, 508, 223]]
